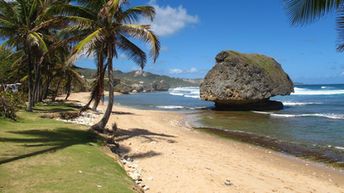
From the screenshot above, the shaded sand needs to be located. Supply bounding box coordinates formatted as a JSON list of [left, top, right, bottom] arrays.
[[65, 92, 344, 193]]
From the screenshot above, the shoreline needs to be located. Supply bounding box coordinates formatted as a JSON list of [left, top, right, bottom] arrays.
[[194, 126, 344, 168], [62, 92, 344, 193]]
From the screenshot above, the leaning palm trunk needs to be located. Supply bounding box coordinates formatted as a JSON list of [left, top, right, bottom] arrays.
[[90, 44, 114, 132], [92, 48, 105, 111], [64, 76, 72, 100]]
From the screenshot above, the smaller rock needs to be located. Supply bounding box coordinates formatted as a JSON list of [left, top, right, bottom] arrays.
[[143, 186, 150, 191], [96, 185, 102, 188], [224, 179, 232, 186]]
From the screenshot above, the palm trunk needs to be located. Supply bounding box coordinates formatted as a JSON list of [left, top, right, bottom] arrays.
[[33, 63, 40, 103], [91, 44, 114, 132], [27, 50, 34, 112], [65, 76, 72, 100], [52, 78, 62, 102], [92, 49, 105, 111], [43, 76, 53, 100]]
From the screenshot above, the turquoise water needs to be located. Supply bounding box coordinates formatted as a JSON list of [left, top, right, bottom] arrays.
[[114, 84, 344, 165]]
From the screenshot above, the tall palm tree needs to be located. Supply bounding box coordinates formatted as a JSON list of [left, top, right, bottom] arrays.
[[70, 0, 160, 132], [0, 0, 67, 111], [284, 0, 344, 51]]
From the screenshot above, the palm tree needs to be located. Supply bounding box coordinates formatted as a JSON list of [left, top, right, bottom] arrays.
[[70, 0, 160, 132], [0, 0, 67, 111], [284, 0, 344, 51]]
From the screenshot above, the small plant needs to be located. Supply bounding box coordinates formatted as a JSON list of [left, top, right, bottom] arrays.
[[0, 91, 25, 120]]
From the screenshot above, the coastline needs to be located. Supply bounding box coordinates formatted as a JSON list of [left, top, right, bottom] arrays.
[[64, 92, 344, 193]]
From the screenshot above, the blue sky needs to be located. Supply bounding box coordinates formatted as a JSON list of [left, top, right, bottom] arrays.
[[76, 0, 344, 84]]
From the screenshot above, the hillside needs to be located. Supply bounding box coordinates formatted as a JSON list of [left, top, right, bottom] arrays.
[[78, 68, 202, 88]]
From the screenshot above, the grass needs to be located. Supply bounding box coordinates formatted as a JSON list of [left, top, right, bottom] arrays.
[[0, 103, 137, 193], [223, 50, 286, 78]]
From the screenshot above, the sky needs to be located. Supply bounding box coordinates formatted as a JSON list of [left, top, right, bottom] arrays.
[[76, 0, 344, 84]]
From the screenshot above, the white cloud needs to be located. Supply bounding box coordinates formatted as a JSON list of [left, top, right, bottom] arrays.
[[341, 71, 344, 76], [188, 67, 197, 73], [169, 67, 198, 74], [142, 2, 199, 36], [169, 68, 183, 74]]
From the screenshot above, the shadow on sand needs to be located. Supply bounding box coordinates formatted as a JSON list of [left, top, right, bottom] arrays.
[[114, 128, 176, 160]]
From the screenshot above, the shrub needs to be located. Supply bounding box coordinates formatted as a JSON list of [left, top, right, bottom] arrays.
[[0, 91, 25, 120]]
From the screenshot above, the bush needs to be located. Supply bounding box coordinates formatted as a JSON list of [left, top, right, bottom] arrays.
[[0, 91, 24, 120]]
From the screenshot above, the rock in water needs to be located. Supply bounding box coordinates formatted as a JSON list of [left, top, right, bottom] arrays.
[[200, 50, 294, 110]]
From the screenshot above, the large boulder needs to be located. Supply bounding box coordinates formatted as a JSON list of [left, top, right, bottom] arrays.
[[200, 50, 294, 110]]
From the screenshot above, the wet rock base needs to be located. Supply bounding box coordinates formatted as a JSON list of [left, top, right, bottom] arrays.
[[214, 100, 284, 111]]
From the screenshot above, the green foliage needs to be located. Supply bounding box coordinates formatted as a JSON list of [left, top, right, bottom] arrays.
[[221, 50, 286, 76], [0, 47, 16, 83], [0, 91, 25, 120]]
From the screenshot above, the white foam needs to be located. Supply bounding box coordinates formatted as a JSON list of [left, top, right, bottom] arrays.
[[156, 105, 185, 109], [335, 146, 344, 150], [293, 87, 344, 95], [321, 86, 334, 89], [253, 111, 344, 120], [282, 101, 321, 106], [168, 87, 200, 99]]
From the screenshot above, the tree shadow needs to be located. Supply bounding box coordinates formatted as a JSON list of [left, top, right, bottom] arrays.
[[113, 128, 176, 160], [33, 102, 80, 113], [130, 151, 162, 160], [0, 128, 96, 165], [116, 128, 176, 143], [112, 111, 135, 115]]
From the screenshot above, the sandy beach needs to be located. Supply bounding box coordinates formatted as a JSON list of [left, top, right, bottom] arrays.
[[66, 92, 344, 193]]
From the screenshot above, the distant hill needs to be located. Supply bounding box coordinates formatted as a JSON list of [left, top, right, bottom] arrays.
[[78, 68, 202, 88]]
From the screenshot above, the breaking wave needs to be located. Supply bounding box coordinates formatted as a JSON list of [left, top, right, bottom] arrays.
[[293, 87, 344, 95], [252, 111, 344, 120]]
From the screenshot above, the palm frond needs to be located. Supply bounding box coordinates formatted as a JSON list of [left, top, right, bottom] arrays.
[[284, 0, 342, 25], [120, 6, 155, 23], [336, 5, 344, 51], [32, 16, 66, 32], [117, 34, 147, 69], [29, 32, 48, 53], [73, 28, 104, 54], [120, 24, 160, 62]]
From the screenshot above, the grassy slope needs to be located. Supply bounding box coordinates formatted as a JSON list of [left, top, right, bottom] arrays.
[[224, 51, 286, 78], [0, 104, 136, 193]]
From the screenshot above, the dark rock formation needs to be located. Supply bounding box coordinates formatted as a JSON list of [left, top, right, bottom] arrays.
[[113, 79, 170, 94], [114, 81, 132, 94], [200, 50, 294, 110], [151, 80, 170, 91]]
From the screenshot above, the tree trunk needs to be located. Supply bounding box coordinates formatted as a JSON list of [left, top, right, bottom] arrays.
[[27, 50, 34, 112], [33, 62, 41, 103], [65, 75, 72, 100], [52, 78, 62, 102], [92, 49, 105, 111], [43, 76, 53, 100], [90, 44, 114, 132]]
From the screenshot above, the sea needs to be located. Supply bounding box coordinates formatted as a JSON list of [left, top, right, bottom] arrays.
[[114, 84, 344, 166]]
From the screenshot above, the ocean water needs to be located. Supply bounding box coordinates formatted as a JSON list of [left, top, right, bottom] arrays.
[[114, 84, 344, 165]]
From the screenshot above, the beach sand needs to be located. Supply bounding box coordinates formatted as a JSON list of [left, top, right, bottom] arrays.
[[65, 92, 344, 193]]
